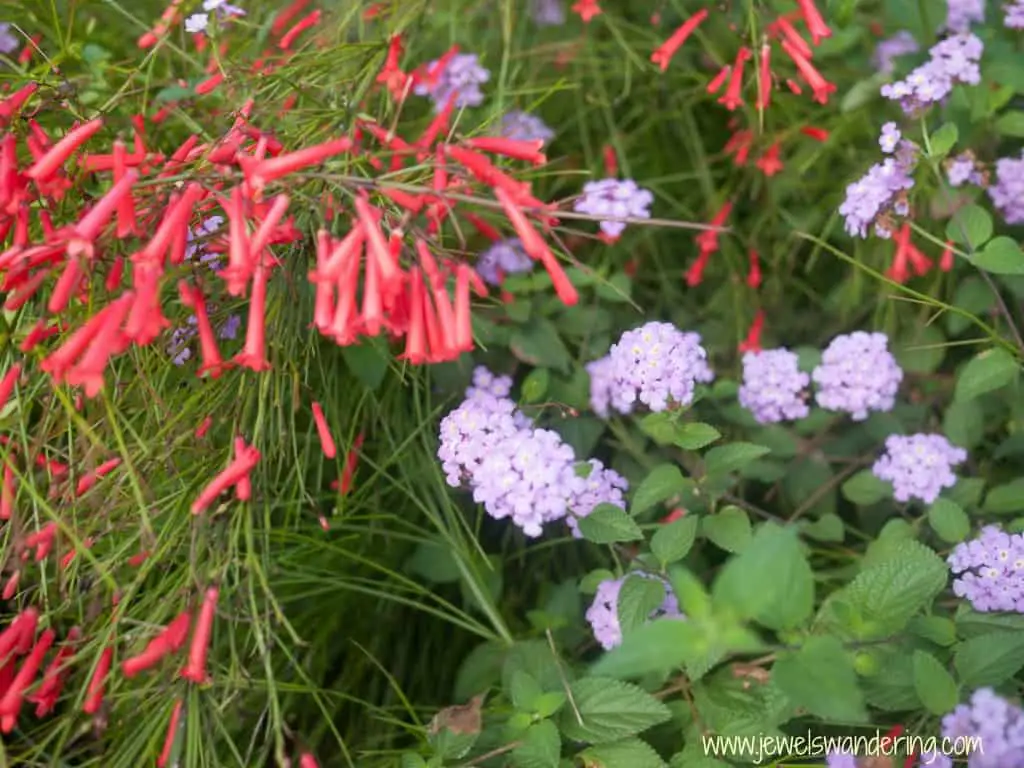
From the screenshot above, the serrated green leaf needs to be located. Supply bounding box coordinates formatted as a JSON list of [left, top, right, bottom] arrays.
[[650, 515, 699, 565], [972, 237, 1024, 275], [559, 678, 671, 744], [896, 323, 946, 374], [947, 477, 986, 510], [928, 498, 970, 543], [632, 464, 689, 517], [701, 507, 752, 553], [912, 650, 958, 715], [581, 737, 666, 768], [862, 651, 919, 711], [772, 636, 867, 722], [510, 671, 544, 713], [841, 470, 891, 506], [533, 691, 566, 718], [983, 479, 1024, 514], [713, 523, 814, 631], [589, 618, 702, 679], [511, 721, 560, 768], [669, 748, 730, 768], [954, 348, 1018, 402], [595, 272, 632, 303], [928, 122, 958, 157], [617, 575, 666, 635], [673, 422, 721, 450], [578, 504, 644, 544], [691, 666, 796, 738], [946, 204, 993, 250], [454, 641, 506, 701], [955, 632, 1024, 687], [703, 443, 771, 479]]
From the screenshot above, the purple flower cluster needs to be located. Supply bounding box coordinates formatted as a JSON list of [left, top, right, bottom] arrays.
[[573, 179, 654, 238], [587, 322, 711, 417], [413, 53, 490, 111], [929, 688, 1024, 768], [1007, 0, 1024, 28], [499, 110, 555, 144], [738, 349, 810, 424], [871, 433, 967, 504], [988, 152, 1024, 224], [167, 313, 241, 366], [812, 332, 903, 420], [531, 0, 566, 26], [566, 459, 629, 538], [586, 575, 682, 650], [881, 33, 983, 114], [0, 23, 18, 55], [825, 754, 856, 768], [872, 31, 920, 75], [186, 215, 226, 269], [839, 126, 917, 238], [475, 238, 534, 285], [947, 152, 985, 187], [185, 0, 245, 34], [945, 0, 985, 31], [949, 526, 1024, 613], [439, 367, 627, 537]]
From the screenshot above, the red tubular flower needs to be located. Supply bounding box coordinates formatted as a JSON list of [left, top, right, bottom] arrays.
[[695, 201, 733, 254], [0, 628, 55, 732], [940, 240, 954, 271], [718, 48, 752, 110], [353, 197, 400, 288], [650, 9, 709, 71], [241, 138, 352, 198], [416, 95, 455, 152], [181, 587, 219, 683], [685, 249, 712, 287], [494, 188, 578, 306], [311, 402, 337, 459], [453, 264, 474, 352], [191, 441, 260, 514], [756, 143, 784, 176], [757, 44, 772, 109], [195, 73, 225, 96], [707, 65, 731, 94], [29, 626, 80, 718], [0, 460, 13, 521], [0, 83, 38, 125], [234, 441, 251, 499], [222, 186, 252, 296], [1, 572, 17, 601], [24, 522, 57, 562], [796, 0, 832, 45], [780, 40, 836, 104], [336, 433, 365, 495], [400, 269, 428, 364], [122, 611, 192, 678], [739, 310, 765, 353], [75, 458, 123, 497], [272, 0, 311, 35], [195, 417, 213, 439], [128, 551, 150, 567], [25, 118, 103, 182], [786, 78, 803, 94], [0, 609, 38, 663], [278, 10, 322, 50], [773, 15, 813, 60], [249, 194, 291, 257], [800, 126, 829, 142], [747, 249, 763, 288], [661, 508, 687, 524], [571, 0, 602, 22], [157, 699, 185, 768], [141, 183, 205, 263], [380, 187, 425, 214], [178, 282, 226, 377], [137, 0, 186, 48], [465, 137, 547, 166], [377, 34, 412, 99], [0, 364, 21, 414], [313, 232, 336, 331], [234, 260, 272, 372], [66, 293, 135, 397], [82, 645, 113, 715], [299, 754, 320, 768], [724, 129, 753, 165], [112, 141, 139, 238], [68, 170, 139, 258]]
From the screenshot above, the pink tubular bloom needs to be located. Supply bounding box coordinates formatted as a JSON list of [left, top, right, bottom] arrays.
[[311, 402, 337, 459], [796, 0, 832, 45], [718, 48, 752, 111], [68, 170, 139, 257], [650, 9, 709, 71], [757, 44, 772, 109], [0, 364, 21, 413], [178, 282, 225, 377], [82, 645, 114, 715], [707, 65, 731, 94], [157, 699, 185, 768], [242, 139, 351, 197], [780, 40, 836, 104], [25, 119, 103, 181], [0, 628, 55, 732], [464, 137, 546, 166], [233, 259, 271, 372], [191, 441, 260, 514], [181, 587, 219, 684]]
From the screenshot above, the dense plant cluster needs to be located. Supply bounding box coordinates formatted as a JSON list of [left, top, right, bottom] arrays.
[[0, 0, 1023, 766]]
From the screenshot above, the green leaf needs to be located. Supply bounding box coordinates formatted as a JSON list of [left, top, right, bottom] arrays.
[[929, 122, 959, 157], [947, 277, 992, 336], [406, 541, 462, 583], [701, 507, 752, 553], [927, 498, 970, 543], [955, 632, 1024, 688], [862, 651, 919, 711], [632, 464, 689, 517], [595, 272, 632, 303], [912, 650, 959, 715], [943, 399, 984, 450], [713, 523, 814, 631], [983, 479, 1024, 514], [703, 443, 771, 479], [673, 422, 722, 450], [400, 753, 428, 768], [581, 738, 666, 768], [669, 748, 730, 768], [947, 477, 986, 510], [896, 323, 946, 374], [559, 678, 671, 745], [909, 616, 957, 647], [617, 575, 666, 635], [772, 636, 867, 722], [521, 368, 550, 403], [454, 641, 506, 701], [946, 204, 993, 250], [510, 318, 571, 373], [589, 618, 702, 679], [511, 721, 560, 768], [954, 347, 1018, 402], [533, 691, 566, 718], [972, 237, 1024, 275], [841, 470, 891, 506], [841, 72, 887, 112], [509, 671, 544, 713], [650, 515, 699, 565], [800, 513, 845, 543], [581, 569, 616, 594], [340, 336, 390, 389], [578, 504, 644, 544], [995, 110, 1024, 137]]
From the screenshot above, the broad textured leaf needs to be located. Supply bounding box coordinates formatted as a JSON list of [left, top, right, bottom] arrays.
[[862, 651, 919, 711], [511, 721, 560, 768], [713, 523, 814, 630], [909, 616, 957, 647], [772, 636, 867, 722], [928, 498, 970, 543], [946, 204, 993, 250], [588, 618, 701, 679], [841, 470, 891, 506], [995, 110, 1024, 137], [972, 237, 1024, 275], [955, 632, 1024, 688], [650, 515, 699, 565], [581, 738, 666, 768], [896, 323, 947, 374], [454, 641, 506, 701], [509, 671, 544, 712], [579, 504, 644, 543], [701, 507, 752, 553], [669, 748, 730, 768], [616, 575, 665, 635], [983, 479, 1024, 514], [703, 443, 771, 478], [673, 422, 721, 450], [800, 513, 845, 543], [943, 399, 984, 450], [954, 348, 1017, 403], [502, 640, 568, 694], [912, 651, 958, 715], [632, 464, 689, 517], [559, 678, 671, 744], [691, 667, 796, 738], [929, 122, 958, 157], [520, 368, 550, 403]]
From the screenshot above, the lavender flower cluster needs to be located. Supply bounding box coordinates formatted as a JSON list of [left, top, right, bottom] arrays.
[[586, 575, 682, 650], [871, 433, 967, 504], [839, 124, 918, 238], [1007, 0, 1024, 28], [945, 0, 985, 31], [812, 332, 903, 420], [531, 0, 566, 26], [572, 179, 654, 238], [949, 526, 1024, 613], [499, 111, 555, 144], [988, 151, 1024, 225], [872, 31, 919, 75], [737, 349, 810, 424], [930, 688, 1024, 768], [0, 22, 18, 55], [438, 367, 628, 538], [185, 0, 245, 34], [947, 152, 985, 187], [414, 53, 490, 111], [880, 33, 983, 114], [587, 322, 712, 417], [475, 238, 534, 285]]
